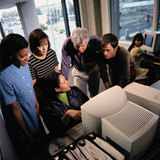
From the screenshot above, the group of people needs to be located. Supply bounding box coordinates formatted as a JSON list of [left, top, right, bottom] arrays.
[[0, 27, 153, 159]]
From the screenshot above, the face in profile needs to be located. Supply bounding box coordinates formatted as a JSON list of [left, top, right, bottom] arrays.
[[55, 74, 71, 93], [102, 43, 118, 59], [14, 47, 29, 66], [74, 39, 88, 53], [37, 38, 48, 56]]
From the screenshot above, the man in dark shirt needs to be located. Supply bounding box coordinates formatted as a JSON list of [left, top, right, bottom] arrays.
[[98, 33, 137, 89], [61, 27, 101, 97]]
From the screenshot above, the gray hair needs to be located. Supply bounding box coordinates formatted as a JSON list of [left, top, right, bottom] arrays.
[[71, 27, 90, 46]]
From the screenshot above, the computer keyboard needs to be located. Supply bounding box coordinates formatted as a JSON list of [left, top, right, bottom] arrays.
[[66, 122, 84, 140]]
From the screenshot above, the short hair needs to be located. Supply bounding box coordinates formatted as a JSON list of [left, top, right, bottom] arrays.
[[29, 28, 50, 55], [71, 27, 90, 46], [0, 33, 28, 69], [101, 33, 118, 49]]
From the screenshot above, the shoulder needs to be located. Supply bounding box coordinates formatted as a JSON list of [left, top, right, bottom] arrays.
[[116, 46, 131, 62], [130, 47, 143, 56], [89, 35, 101, 43], [0, 66, 15, 85], [0, 68, 9, 79], [47, 49, 57, 56], [70, 86, 80, 91], [69, 86, 82, 95], [63, 37, 72, 47], [118, 46, 130, 57], [62, 37, 74, 51], [48, 49, 55, 54], [28, 54, 37, 64], [29, 53, 35, 60]]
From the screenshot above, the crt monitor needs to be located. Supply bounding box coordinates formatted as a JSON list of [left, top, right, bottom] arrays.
[[102, 101, 159, 160], [142, 31, 160, 54], [81, 86, 127, 136], [81, 85, 159, 160]]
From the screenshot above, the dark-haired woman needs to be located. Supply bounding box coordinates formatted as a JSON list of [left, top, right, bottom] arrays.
[[0, 34, 40, 158], [128, 33, 155, 84], [39, 72, 89, 136]]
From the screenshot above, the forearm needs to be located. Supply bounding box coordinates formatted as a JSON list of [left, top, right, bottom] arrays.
[[61, 50, 71, 79], [98, 62, 109, 84], [63, 110, 81, 121], [34, 91, 39, 117], [10, 102, 33, 139], [54, 65, 59, 72]]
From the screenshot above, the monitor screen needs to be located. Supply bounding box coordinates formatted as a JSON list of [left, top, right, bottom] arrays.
[[144, 34, 154, 47], [142, 31, 160, 54]]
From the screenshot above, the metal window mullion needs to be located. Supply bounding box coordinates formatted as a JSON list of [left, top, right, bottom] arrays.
[[61, 0, 70, 37], [73, 0, 81, 27]]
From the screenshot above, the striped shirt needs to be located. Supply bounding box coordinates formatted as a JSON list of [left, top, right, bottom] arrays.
[[28, 49, 59, 80]]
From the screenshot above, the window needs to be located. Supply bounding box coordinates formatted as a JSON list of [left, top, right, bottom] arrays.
[[0, 6, 24, 40], [119, 0, 154, 42], [34, 0, 80, 63], [158, 1, 160, 31]]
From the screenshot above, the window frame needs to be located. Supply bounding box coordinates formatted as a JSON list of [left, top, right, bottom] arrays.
[[101, 0, 160, 46]]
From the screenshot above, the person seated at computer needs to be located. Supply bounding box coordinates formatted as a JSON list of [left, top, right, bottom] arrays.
[[128, 33, 155, 85], [98, 33, 137, 89], [38, 72, 89, 136]]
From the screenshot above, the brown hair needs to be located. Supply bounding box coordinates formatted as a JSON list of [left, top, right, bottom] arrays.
[[101, 33, 118, 49], [29, 28, 50, 55]]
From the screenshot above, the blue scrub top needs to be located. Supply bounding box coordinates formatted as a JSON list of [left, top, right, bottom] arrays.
[[0, 64, 39, 135]]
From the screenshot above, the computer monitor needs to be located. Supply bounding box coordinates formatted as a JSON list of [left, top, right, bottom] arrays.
[[142, 31, 160, 55], [81, 86, 127, 136], [81, 85, 159, 160], [124, 82, 160, 139], [102, 101, 159, 160]]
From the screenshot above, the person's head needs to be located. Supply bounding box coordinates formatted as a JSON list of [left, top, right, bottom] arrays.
[[133, 33, 144, 47], [29, 28, 50, 56], [39, 72, 71, 100], [0, 33, 29, 69], [128, 33, 144, 52], [101, 33, 118, 59], [71, 27, 90, 53]]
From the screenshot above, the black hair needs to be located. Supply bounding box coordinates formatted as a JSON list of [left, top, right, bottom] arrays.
[[0, 33, 28, 70], [128, 33, 144, 52], [29, 28, 50, 55], [101, 33, 118, 49], [38, 72, 61, 102]]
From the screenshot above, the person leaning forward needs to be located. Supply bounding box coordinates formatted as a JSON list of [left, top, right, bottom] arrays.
[[61, 27, 101, 98], [98, 33, 137, 89]]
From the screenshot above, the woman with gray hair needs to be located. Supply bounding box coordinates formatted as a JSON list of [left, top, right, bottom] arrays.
[[61, 27, 101, 98]]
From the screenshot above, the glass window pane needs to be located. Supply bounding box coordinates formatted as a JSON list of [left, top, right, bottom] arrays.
[[0, 7, 24, 37], [66, 0, 77, 33], [35, 0, 67, 63], [0, 22, 3, 42], [119, 0, 154, 42], [158, 2, 160, 31]]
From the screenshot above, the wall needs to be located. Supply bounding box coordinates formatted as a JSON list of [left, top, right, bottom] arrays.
[[78, 0, 102, 37]]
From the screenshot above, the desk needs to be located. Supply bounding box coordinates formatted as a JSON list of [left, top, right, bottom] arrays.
[[141, 55, 160, 78]]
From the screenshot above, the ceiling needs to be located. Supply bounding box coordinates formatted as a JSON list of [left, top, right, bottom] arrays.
[[0, 0, 28, 10]]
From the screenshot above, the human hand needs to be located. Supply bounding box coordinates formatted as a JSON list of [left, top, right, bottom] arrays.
[[24, 133, 34, 152], [66, 110, 81, 121]]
